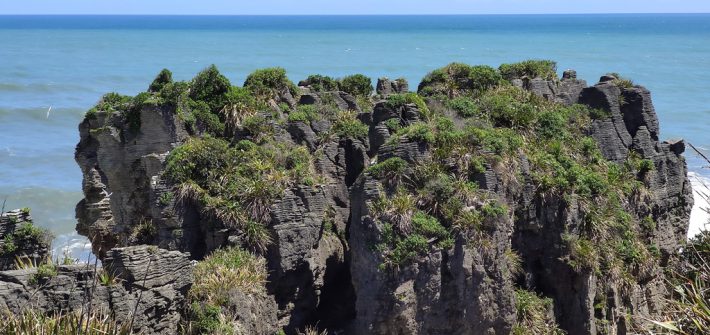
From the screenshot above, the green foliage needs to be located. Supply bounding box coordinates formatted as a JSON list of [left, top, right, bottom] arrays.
[[165, 136, 316, 251], [332, 111, 368, 139], [190, 247, 267, 306], [149, 68, 173, 92], [512, 289, 565, 335], [339, 74, 373, 97], [187, 99, 225, 135], [30, 262, 58, 285], [609, 73, 634, 89], [1, 235, 16, 254], [499, 59, 558, 81], [397, 122, 435, 144], [190, 65, 232, 110], [384, 118, 402, 131], [187, 303, 233, 335], [86, 92, 132, 118], [478, 86, 538, 128], [159, 191, 174, 206], [447, 96, 480, 118], [367, 157, 409, 182], [302, 74, 339, 92], [418, 63, 502, 98], [244, 67, 298, 99], [288, 105, 320, 123]]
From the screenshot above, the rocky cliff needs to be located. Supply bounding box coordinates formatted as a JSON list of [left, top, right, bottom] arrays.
[[3, 60, 691, 334]]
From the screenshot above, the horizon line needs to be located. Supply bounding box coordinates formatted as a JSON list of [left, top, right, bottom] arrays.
[[1, 12, 709, 16]]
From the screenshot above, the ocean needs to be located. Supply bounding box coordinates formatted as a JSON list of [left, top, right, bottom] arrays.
[[0, 14, 708, 258]]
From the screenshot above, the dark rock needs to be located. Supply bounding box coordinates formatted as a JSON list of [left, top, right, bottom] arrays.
[[376, 77, 409, 95], [0, 245, 192, 335]]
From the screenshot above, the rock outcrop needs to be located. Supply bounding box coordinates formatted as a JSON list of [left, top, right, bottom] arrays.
[[0, 245, 192, 334], [68, 62, 692, 334]]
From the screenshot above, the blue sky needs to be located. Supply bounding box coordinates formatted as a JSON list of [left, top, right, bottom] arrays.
[[2, 0, 710, 15]]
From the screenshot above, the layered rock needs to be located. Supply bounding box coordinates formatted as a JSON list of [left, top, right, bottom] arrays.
[[0, 245, 192, 334], [513, 74, 692, 334], [70, 63, 692, 335]]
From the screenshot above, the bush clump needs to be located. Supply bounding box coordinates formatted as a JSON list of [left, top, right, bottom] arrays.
[[148, 68, 173, 92], [301, 74, 340, 92], [418, 63, 502, 98], [190, 65, 232, 111], [190, 247, 267, 306], [244, 67, 299, 99], [339, 74, 373, 97], [499, 59, 558, 81], [332, 111, 368, 139]]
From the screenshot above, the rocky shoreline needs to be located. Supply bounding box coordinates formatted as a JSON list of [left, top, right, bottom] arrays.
[[0, 60, 693, 334]]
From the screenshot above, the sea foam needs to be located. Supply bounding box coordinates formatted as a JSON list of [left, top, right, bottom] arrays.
[[689, 172, 710, 238]]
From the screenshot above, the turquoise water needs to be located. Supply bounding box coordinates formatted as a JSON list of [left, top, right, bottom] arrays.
[[1, 15, 709, 256]]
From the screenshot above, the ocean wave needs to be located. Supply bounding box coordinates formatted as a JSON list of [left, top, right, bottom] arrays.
[[0, 82, 91, 94], [53, 232, 95, 264], [0, 106, 86, 121], [689, 172, 710, 238]]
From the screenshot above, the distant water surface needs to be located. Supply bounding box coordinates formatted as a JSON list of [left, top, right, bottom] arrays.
[[0, 14, 708, 257]]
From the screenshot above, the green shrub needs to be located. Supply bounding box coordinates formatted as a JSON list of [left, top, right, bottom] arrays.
[[190, 65, 232, 111], [149, 68, 173, 92], [389, 234, 429, 265], [30, 263, 58, 285], [447, 96, 480, 118], [398, 122, 435, 144], [187, 302, 233, 335], [302, 74, 339, 92], [288, 105, 320, 123], [478, 87, 537, 128], [609, 73, 634, 89], [411, 211, 448, 239], [367, 157, 409, 181], [86, 92, 132, 117], [332, 111, 368, 139], [499, 60, 557, 81], [339, 74, 373, 97], [244, 67, 298, 98], [384, 118, 402, 131], [418, 63, 501, 97]]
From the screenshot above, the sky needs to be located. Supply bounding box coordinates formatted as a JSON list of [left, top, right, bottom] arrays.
[[2, 0, 710, 15]]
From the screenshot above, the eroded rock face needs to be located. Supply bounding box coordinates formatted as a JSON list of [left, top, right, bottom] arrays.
[[0, 245, 192, 335], [513, 76, 692, 335], [349, 177, 516, 335], [75, 105, 191, 258], [376, 77, 409, 96]]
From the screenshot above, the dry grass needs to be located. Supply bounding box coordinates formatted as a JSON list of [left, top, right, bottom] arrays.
[[190, 247, 268, 306], [0, 310, 131, 335]]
